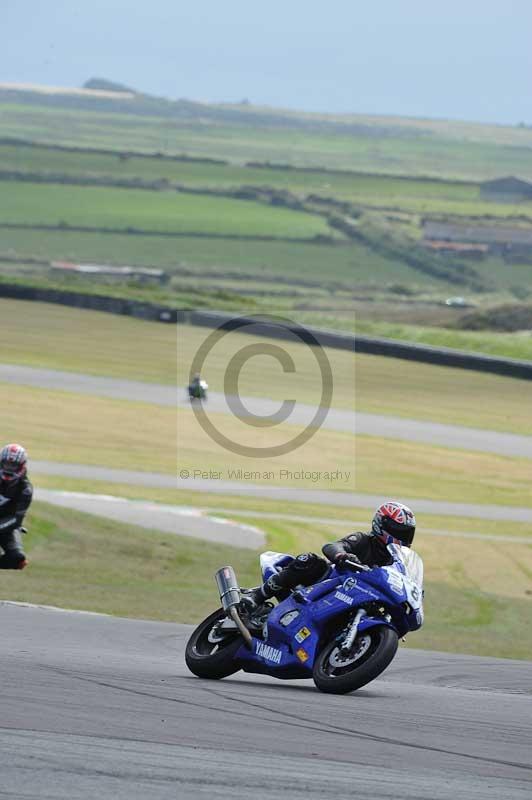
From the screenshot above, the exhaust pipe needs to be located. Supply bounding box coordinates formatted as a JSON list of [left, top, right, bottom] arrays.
[[215, 566, 241, 611], [214, 566, 253, 649]]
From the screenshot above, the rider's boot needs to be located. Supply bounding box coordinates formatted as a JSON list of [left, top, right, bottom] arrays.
[[242, 553, 330, 610], [0, 553, 27, 569], [240, 574, 282, 610]]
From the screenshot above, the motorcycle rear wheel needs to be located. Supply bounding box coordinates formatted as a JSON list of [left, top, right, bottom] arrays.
[[313, 625, 398, 694], [185, 608, 243, 680]]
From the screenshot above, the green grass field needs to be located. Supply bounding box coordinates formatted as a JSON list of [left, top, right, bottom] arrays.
[[2, 501, 260, 621], [2, 100, 532, 338], [0, 138, 532, 344], [0, 227, 452, 289], [3, 101, 532, 179], [3, 142, 531, 221], [2, 501, 530, 659], [3, 135, 532, 341], [0, 180, 335, 239]]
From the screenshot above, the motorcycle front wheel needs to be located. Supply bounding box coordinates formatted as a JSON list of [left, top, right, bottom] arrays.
[[185, 608, 243, 680], [313, 625, 398, 694]]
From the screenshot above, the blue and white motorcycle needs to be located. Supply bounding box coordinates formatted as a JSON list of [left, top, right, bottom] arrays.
[[185, 545, 424, 694]]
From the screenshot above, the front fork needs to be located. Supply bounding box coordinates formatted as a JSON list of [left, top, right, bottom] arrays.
[[340, 608, 367, 653]]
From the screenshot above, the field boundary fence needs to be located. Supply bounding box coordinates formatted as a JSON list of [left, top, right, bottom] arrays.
[[1, 283, 530, 379]]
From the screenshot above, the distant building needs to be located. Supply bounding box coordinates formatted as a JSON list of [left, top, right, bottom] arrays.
[[51, 262, 167, 283], [422, 241, 488, 259], [423, 220, 532, 246], [480, 176, 532, 203], [422, 220, 532, 259]]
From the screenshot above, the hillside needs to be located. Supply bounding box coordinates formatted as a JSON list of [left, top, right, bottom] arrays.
[[0, 81, 531, 356], [2, 79, 532, 179]]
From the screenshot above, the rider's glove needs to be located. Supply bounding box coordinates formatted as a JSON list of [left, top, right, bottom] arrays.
[[334, 552, 360, 567]]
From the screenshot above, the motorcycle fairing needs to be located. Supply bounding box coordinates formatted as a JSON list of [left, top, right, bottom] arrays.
[[259, 550, 294, 583], [237, 545, 424, 676]]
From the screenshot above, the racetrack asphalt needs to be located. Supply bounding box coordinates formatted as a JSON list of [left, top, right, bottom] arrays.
[[2, 363, 532, 458], [33, 489, 532, 545], [1, 603, 530, 800], [34, 489, 265, 548], [31, 461, 532, 523]]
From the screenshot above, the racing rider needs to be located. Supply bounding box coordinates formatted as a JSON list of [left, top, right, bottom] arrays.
[[188, 373, 208, 399], [0, 444, 32, 569], [243, 501, 416, 607]]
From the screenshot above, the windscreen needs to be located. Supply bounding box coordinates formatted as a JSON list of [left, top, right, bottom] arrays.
[[388, 543, 424, 591]]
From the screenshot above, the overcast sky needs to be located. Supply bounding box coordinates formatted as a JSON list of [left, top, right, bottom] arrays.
[[2, 0, 531, 124]]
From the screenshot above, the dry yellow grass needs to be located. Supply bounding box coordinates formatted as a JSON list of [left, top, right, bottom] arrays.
[[179, 406, 532, 506], [0, 383, 176, 473], [355, 352, 532, 436], [354, 435, 532, 507], [6, 378, 529, 507], [0, 299, 175, 383], [2, 382, 356, 485], [176, 323, 355, 410], [2, 299, 531, 436], [177, 404, 355, 489], [414, 535, 532, 602]]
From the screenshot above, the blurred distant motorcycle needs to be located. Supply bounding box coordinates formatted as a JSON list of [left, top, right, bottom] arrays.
[[188, 375, 208, 402]]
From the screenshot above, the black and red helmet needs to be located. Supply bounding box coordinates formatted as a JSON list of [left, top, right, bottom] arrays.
[[372, 501, 416, 547], [0, 443, 28, 484]]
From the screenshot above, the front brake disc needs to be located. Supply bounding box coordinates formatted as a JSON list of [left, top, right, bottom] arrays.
[[329, 634, 371, 668]]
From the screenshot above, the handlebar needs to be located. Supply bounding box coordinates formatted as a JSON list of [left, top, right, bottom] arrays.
[[343, 558, 370, 572]]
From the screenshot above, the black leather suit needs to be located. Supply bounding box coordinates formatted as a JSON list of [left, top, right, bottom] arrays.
[[263, 532, 392, 597], [0, 476, 33, 568]]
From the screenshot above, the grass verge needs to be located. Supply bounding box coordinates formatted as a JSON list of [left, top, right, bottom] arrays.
[[2, 501, 258, 622], [0, 384, 176, 474], [354, 435, 532, 508], [356, 320, 532, 364], [0, 299, 176, 383]]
